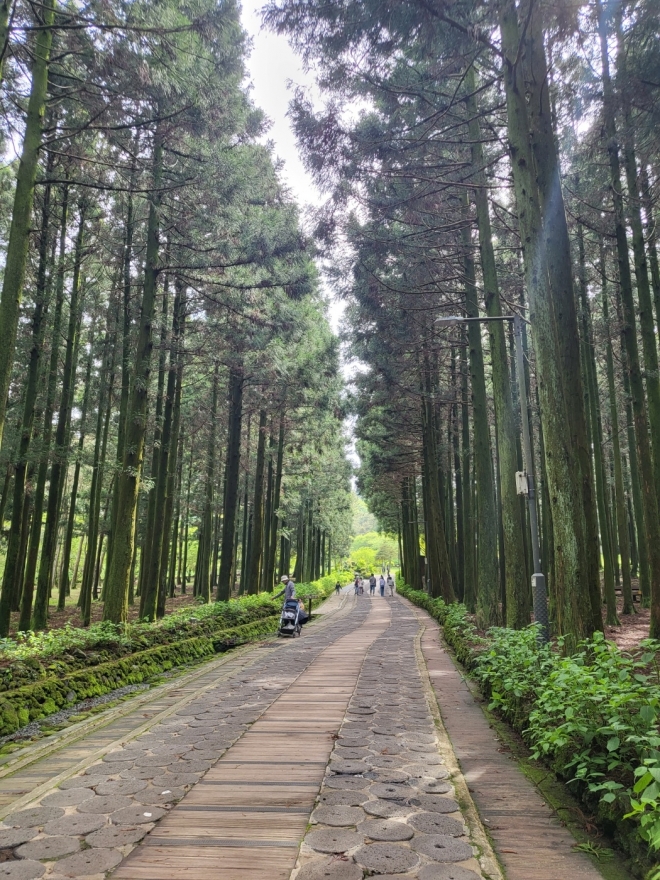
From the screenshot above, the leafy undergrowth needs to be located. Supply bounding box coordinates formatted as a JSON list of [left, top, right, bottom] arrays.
[[0, 594, 279, 692], [398, 583, 660, 878], [0, 572, 352, 737]]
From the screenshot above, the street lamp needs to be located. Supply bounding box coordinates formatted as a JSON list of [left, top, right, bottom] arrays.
[[436, 313, 549, 643]]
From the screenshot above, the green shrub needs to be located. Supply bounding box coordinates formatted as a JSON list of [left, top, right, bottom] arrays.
[[0, 571, 344, 736], [0, 594, 283, 691], [398, 582, 660, 874]]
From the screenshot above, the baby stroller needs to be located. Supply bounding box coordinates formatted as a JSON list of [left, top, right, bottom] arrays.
[[278, 598, 302, 637]]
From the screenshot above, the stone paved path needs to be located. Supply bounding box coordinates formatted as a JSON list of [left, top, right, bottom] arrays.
[[111, 598, 391, 879], [0, 591, 606, 880], [0, 591, 368, 879], [293, 598, 496, 880]]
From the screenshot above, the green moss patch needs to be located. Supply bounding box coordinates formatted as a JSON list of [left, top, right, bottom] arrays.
[[0, 614, 279, 737]]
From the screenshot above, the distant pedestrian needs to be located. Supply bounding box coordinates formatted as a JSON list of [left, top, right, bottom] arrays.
[[354, 576, 360, 596], [379, 575, 385, 597], [335, 581, 341, 596], [369, 573, 376, 595], [387, 574, 395, 596]]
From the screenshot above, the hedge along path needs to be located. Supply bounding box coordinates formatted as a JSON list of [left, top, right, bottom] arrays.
[[0, 590, 354, 817], [111, 597, 390, 880], [0, 606, 301, 738], [407, 599, 611, 880], [0, 616, 279, 773]]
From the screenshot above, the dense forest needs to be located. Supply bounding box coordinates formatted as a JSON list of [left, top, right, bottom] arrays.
[[1, 0, 660, 651], [266, 0, 660, 647], [0, 0, 353, 635]]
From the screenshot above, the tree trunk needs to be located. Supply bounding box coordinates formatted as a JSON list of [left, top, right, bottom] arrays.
[[521, 0, 602, 633], [18, 186, 69, 632], [0, 0, 56, 451], [0, 156, 54, 635], [640, 165, 660, 336], [500, 0, 595, 648], [144, 277, 185, 619], [265, 413, 285, 592], [600, 242, 634, 614], [596, 0, 660, 636], [247, 409, 267, 594], [106, 175, 136, 583], [139, 281, 168, 611], [462, 198, 499, 625], [58, 321, 95, 609], [577, 226, 618, 626], [467, 66, 529, 626], [33, 204, 86, 630], [216, 365, 243, 601], [421, 391, 455, 602], [460, 340, 475, 610], [104, 128, 163, 624], [196, 365, 218, 605], [81, 312, 117, 625]]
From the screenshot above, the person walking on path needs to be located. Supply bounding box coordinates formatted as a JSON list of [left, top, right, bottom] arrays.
[[354, 576, 360, 596], [335, 581, 341, 596], [369, 573, 376, 596], [387, 574, 395, 596], [379, 575, 385, 597]]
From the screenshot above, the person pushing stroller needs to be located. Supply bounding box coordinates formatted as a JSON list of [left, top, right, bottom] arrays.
[[275, 575, 308, 634], [275, 575, 296, 602]]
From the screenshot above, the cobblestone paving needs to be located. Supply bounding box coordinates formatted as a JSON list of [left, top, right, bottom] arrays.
[[294, 600, 485, 880], [0, 596, 370, 880], [0, 595, 496, 880]]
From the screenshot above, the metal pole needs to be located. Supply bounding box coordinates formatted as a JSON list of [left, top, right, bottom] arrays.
[[513, 314, 549, 643]]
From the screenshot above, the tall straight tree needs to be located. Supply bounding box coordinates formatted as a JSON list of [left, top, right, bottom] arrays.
[[217, 365, 244, 601], [33, 202, 87, 630], [596, 0, 660, 636], [499, 0, 596, 646], [104, 126, 163, 623], [0, 0, 56, 451], [247, 409, 268, 594], [466, 67, 529, 626]]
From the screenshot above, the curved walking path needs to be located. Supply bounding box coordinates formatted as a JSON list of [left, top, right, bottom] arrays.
[[0, 591, 620, 880]]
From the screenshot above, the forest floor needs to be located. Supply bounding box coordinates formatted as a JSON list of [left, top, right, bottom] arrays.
[[604, 590, 649, 651], [0, 591, 618, 880], [6, 587, 198, 635]]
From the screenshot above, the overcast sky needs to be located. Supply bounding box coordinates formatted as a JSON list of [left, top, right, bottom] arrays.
[[240, 1, 322, 210]]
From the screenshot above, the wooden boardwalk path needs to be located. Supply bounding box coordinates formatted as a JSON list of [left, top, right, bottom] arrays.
[[0, 592, 353, 817], [0, 592, 619, 880], [112, 601, 391, 880]]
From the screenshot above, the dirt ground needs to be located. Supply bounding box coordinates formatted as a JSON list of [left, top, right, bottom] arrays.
[[604, 592, 650, 652], [7, 586, 199, 634]]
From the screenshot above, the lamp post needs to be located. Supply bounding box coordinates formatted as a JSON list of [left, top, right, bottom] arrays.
[[436, 313, 549, 643]]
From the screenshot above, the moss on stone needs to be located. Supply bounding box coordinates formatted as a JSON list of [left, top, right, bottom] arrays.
[[0, 614, 280, 737]]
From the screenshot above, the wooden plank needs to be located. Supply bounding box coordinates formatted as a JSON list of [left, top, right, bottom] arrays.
[[114, 604, 392, 879]]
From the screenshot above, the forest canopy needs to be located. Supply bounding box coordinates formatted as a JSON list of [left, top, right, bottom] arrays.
[[0, 0, 353, 633], [265, 0, 660, 646]]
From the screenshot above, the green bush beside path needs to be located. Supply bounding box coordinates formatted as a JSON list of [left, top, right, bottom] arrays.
[[0, 572, 352, 737], [398, 583, 660, 877]]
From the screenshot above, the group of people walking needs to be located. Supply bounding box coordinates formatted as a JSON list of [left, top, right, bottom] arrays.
[[352, 572, 395, 596]]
